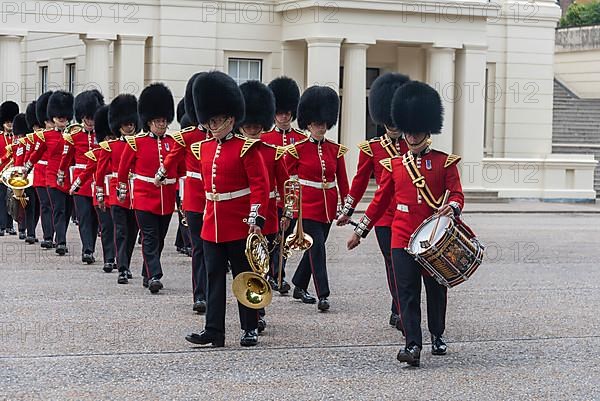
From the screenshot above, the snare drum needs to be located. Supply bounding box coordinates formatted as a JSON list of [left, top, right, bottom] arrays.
[[407, 214, 484, 288]]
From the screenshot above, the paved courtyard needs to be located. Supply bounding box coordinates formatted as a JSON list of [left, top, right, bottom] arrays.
[[1, 210, 599, 400]]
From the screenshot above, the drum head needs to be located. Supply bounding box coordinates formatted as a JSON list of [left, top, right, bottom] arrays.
[[409, 215, 452, 254]]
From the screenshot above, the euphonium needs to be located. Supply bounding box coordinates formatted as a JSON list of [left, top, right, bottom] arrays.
[[282, 179, 313, 256], [232, 232, 273, 309], [1, 166, 33, 208]]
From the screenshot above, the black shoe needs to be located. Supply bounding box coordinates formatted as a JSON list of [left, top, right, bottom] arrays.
[[103, 262, 115, 273], [126, 270, 133, 279], [40, 240, 52, 249], [19, 232, 26, 240], [318, 297, 330, 312], [278, 279, 291, 295], [55, 244, 68, 256], [7, 228, 16, 235], [240, 329, 258, 347], [193, 300, 207, 314], [397, 345, 421, 367], [293, 287, 316, 304], [148, 278, 163, 294], [0, 230, 5, 236], [117, 272, 129, 284], [143, 277, 149, 288], [185, 330, 225, 347], [25, 236, 36, 244], [389, 313, 400, 327], [257, 318, 266, 334], [176, 246, 184, 254], [267, 276, 279, 292], [82, 253, 95, 264], [184, 247, 192, 257], [431, 335, 447, 356]]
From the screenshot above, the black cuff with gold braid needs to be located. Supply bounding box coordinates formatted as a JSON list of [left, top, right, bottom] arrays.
[[117, 182, 128, 200], [341, 195, 355, 217], [354, 215, 372, 238], [24, 160, 33, 175], [247, 204, 265, 229], [95, 186, 104, 201]]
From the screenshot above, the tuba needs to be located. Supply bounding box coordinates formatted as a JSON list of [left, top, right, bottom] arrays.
[[1, 166, 33, 209], [232, 232, 273, 309], [282, 178, 313, 256]]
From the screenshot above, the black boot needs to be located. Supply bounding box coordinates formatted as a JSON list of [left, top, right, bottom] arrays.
[[397, 345, 421, 367], [240, 329, 258, 347], [293, 287, 316, 304], [193, 300, 207, 314], [185, 330, 224, 347], [117, 271, 129, 284], [431, 335, 447, 356]]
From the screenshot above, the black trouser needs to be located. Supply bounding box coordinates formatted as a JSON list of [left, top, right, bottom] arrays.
[[0, 184, 14, 231], [391, 248, 448, 349], [96, 206, 115, 264], [35, 187, 54, 241], [204, 239, 259, 336], [375, 226, 399, 316], [24, 187, 37, 238], [111, 205, 138, 273], [135, 210, 171, 280], [73, 195, 98, 255], [48, 188, 72, 246], [186, 211, 207, 302], [292, 219, 332, 299], [269, 208, 296, 280]]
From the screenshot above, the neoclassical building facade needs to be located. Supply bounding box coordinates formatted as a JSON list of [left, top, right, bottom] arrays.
[[0, 0, 596, 200]]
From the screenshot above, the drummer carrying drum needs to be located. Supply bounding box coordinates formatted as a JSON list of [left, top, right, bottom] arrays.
[[347, 80, 464, 367]]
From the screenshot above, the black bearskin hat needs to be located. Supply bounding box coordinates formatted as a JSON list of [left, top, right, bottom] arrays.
[[392, 81, 443, 135], [185, 72, 204, 126], [109, 94, 139, 136], [47, 91, 74, 120], [12, 114, 29, 136], [193, 71, 244, 127], [239, 80, 275, 131], [93, 105, 111, 143], [26, 101, 40, 131], [268, 76, 300, 121], [36, 91, 53, 124], [176, 99, 185, 124], [0, 101, 19, 124], [138, 83, 174, 132], [368, 73, 410, 127], [74, 89, 104, 123], [297, 86, 339, 130], [180, 114, 193, 129]]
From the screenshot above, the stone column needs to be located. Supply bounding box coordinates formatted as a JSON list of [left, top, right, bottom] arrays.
[[341, 43, 368, 177], [0, 35, 25, 104], [281, 41, 306, 90], [81, 34, 114, 96], [426, 46, 456, 154], [397, 46, 425, 81], [114, 35, 146, 97]]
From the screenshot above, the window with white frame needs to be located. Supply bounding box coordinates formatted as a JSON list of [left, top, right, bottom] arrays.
[[228, 58, 262, 84], [40, 65, 48, 94], [66, 63, 76, 93]]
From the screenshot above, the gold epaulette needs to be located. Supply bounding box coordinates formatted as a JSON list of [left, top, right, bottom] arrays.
[[379, 158, 393, 172], [444, 154, 461, 168], [125, 135, 137, 151], [5, 144, 12, 154], [285, 144, 299, 159], [240, 137, 260, 157], [35, 130, 45, 141], [84, 150, 96, 162], [337, 144, 349, 159], [169, 126, 194, 147], [26, 133, 34, 142], [275, 145, 287, 161], [62, 133, 74, 145], [357, 140, 373, 157], [135, 132, 147, 138], [292, 128, 309, 137], [190, 141, 201, 160], [18, 138, 27, 145], [99, 141, 111, 152]]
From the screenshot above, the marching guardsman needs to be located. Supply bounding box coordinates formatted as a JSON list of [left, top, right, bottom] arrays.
[[23, 101, 41, 242], [286, 86, 349, 312], [172, 99, 192, 257], [260, 76, 307, 293], [347, 81, 464, 367], [59, 90, 104, 264], [238, 80, 290, 332], [95, 94, 139, 283], [70, 105, 116, 273], [155, 72, 211, 312], [337, 73, 410, 331], [0, 101, 19, 236], [26, 91, 74, 256], [184, 71, 269, 348], [117, 83, 183, 294]]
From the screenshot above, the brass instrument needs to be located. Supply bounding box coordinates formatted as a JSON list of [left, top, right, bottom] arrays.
[[1, 166, 33, 208], [232, 232, 273, 309]]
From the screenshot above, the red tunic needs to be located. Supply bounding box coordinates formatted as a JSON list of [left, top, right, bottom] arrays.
[[58, 127, 97, 197], [14, 138, 28, 167], [192, 133, 270, 243], [257, 142, 289, 235], [162, 126, 211, 214], [27, 131, 48, 187], [0, 142, 18, 171], [362, 149, 464, 249], [345, 134, 408, 227], [286, 137, 350, 224], [96, 139, 131, 208], [117, 132, 184, 216], [73, 148, 106, 207], [28, 129, 71, 192]]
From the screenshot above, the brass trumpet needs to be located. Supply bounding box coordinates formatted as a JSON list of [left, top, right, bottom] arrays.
[[283, 179, 313, 255], [232, 232, 273, 309]]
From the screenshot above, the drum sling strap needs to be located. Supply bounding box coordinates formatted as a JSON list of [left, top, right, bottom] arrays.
[[402, 151, 443, 210]]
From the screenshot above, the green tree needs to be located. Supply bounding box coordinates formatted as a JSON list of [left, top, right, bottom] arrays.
[[560, 1, 600, 27]]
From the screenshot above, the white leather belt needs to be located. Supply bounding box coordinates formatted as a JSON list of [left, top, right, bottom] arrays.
[[206, 187, 250, 202], [397, 204, 409, 212], [133, 174, 175, 185], [37, 160, 48, 165], [298, 178, 336, 190], [73, 163, 86, 169], [186, 171, 202, 180]]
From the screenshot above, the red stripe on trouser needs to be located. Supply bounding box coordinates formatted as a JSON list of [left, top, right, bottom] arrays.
[[390, 250, 405, 333]]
